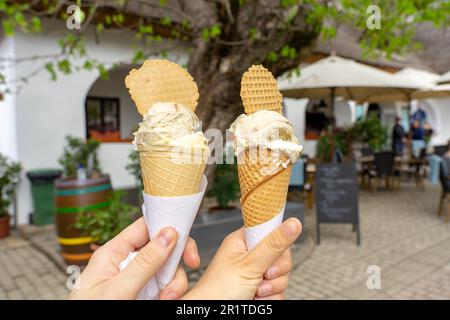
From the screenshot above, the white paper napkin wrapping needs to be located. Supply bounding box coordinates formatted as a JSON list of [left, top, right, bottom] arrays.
[[119, 175, 207, 300], [244, 207, 285, 250]]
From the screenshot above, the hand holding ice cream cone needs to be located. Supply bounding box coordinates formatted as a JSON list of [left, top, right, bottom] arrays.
[[229, 65, 303, 249]]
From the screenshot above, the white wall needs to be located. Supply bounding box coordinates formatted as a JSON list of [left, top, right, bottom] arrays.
[[0, 36, 18, 161], [9, 21, 186, 224], [284, 98, 318, 156], [424, 98, 450, 146]]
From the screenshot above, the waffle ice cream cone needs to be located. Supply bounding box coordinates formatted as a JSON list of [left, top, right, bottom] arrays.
[[233, 65, 302, 231], [125, 59, 209, 197], [140, 151, 207, 196], [120, 60, 209, 299], [238, 150, 292, 227]]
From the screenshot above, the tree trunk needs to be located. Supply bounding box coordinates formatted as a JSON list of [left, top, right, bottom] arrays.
[[182, 0, 322, 183]]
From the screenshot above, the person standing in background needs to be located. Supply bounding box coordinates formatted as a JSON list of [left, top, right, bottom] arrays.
[[392, 117, 406, 156]]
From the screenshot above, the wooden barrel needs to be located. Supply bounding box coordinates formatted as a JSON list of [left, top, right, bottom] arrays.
[[55, 175, 112, 265]]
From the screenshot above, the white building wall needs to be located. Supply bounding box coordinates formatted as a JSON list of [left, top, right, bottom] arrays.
[[424, 98, 450, 146], [0, 36, 18, 161]]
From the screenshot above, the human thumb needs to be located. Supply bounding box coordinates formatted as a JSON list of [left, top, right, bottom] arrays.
[[111, 227, 178, 295], [245, 218, 301, 275]]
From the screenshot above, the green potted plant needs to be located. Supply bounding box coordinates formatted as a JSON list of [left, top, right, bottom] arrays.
[[74, 190, 137, 248], [58, 135, 101, 178], [126, 150, 143, 203], [207, 157, 240, 212], [316, 129, 352, 163], [0, 154, 21, 238], [349, 113, 388, 152]]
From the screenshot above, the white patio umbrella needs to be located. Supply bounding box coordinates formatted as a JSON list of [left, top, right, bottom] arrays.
[[363, 68, 450, 103], [278, 55, 423, 110], [437, 70, 450, 85]]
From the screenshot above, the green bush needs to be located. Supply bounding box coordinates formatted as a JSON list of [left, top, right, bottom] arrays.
[[126, 150, 142, 189], [349, 113, 388, 151], [316, 114, 388, 162], [74, 190, 137, 245], [207, 157, 240, 209], [316, 130, 350, 163], [0, 154, 21, 216], [59, 135, 101, 178]]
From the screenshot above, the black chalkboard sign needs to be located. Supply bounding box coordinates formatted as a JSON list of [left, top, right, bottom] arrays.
[[315, 163, 361, 245]]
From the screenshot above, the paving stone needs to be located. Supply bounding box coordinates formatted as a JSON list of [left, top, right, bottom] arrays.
[[287, 183, 450, 300]]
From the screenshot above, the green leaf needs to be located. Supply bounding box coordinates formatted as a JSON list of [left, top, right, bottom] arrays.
[[31, 17, 41, 32], [161, 17, 171, 26], [83, 60, 93, 70], [202, 28, 210, 41], [210, 24, 221, 38], [132, 50, 145, 64], [45, 63, 57, 81], [139, 24, 153, 34], [280, 0, 297, 8], [280, 45, 290, 57], [181, 19, 191, 30], [97, 64, 109, 80], [267, 51, 278, 63], [57, 59, 71, 74], [289, 47, 297, 59], [96, 22, 104, 34], [159, 0, 167, 5], [248, 27, 257, 40], [2, 20, 14, 36], [14, 12, 27, 28]]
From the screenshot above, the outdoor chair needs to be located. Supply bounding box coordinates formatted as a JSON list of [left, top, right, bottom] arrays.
[[437, 161, 450, 222], [434, 145, 448, 157], [397, 147, 427, 189], [361, 147, 374, 157], [359, 147, 374, 189], [368, 151, 396, 191]]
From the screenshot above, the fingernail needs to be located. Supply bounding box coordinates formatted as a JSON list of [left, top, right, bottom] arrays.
[[266, 266, 280, 279], [257, 283, 272, 296], [157, 228, 175, 247], [282, 219, 300, 237], [161, 292, 179, 300]]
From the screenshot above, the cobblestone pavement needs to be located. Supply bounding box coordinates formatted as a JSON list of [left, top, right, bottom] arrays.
[[0, 235, 68, 299], [1, 182, 449, 300], [286, 183, 450, 299]]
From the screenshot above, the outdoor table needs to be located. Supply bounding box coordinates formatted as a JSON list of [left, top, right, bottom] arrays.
[[356, 155, 427, 189]]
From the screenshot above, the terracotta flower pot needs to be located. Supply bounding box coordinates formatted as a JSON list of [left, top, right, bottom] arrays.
[[89, 243, 102, 251], [0, 215, 11, 239]]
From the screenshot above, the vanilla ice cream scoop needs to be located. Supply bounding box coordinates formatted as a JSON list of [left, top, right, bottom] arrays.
[[230, 110, 303, 164], [133, 102, 208, 152]]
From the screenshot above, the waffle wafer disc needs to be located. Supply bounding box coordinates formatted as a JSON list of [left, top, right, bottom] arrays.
[[240, 65, 282, 115], [125, 60, 199, 115]]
